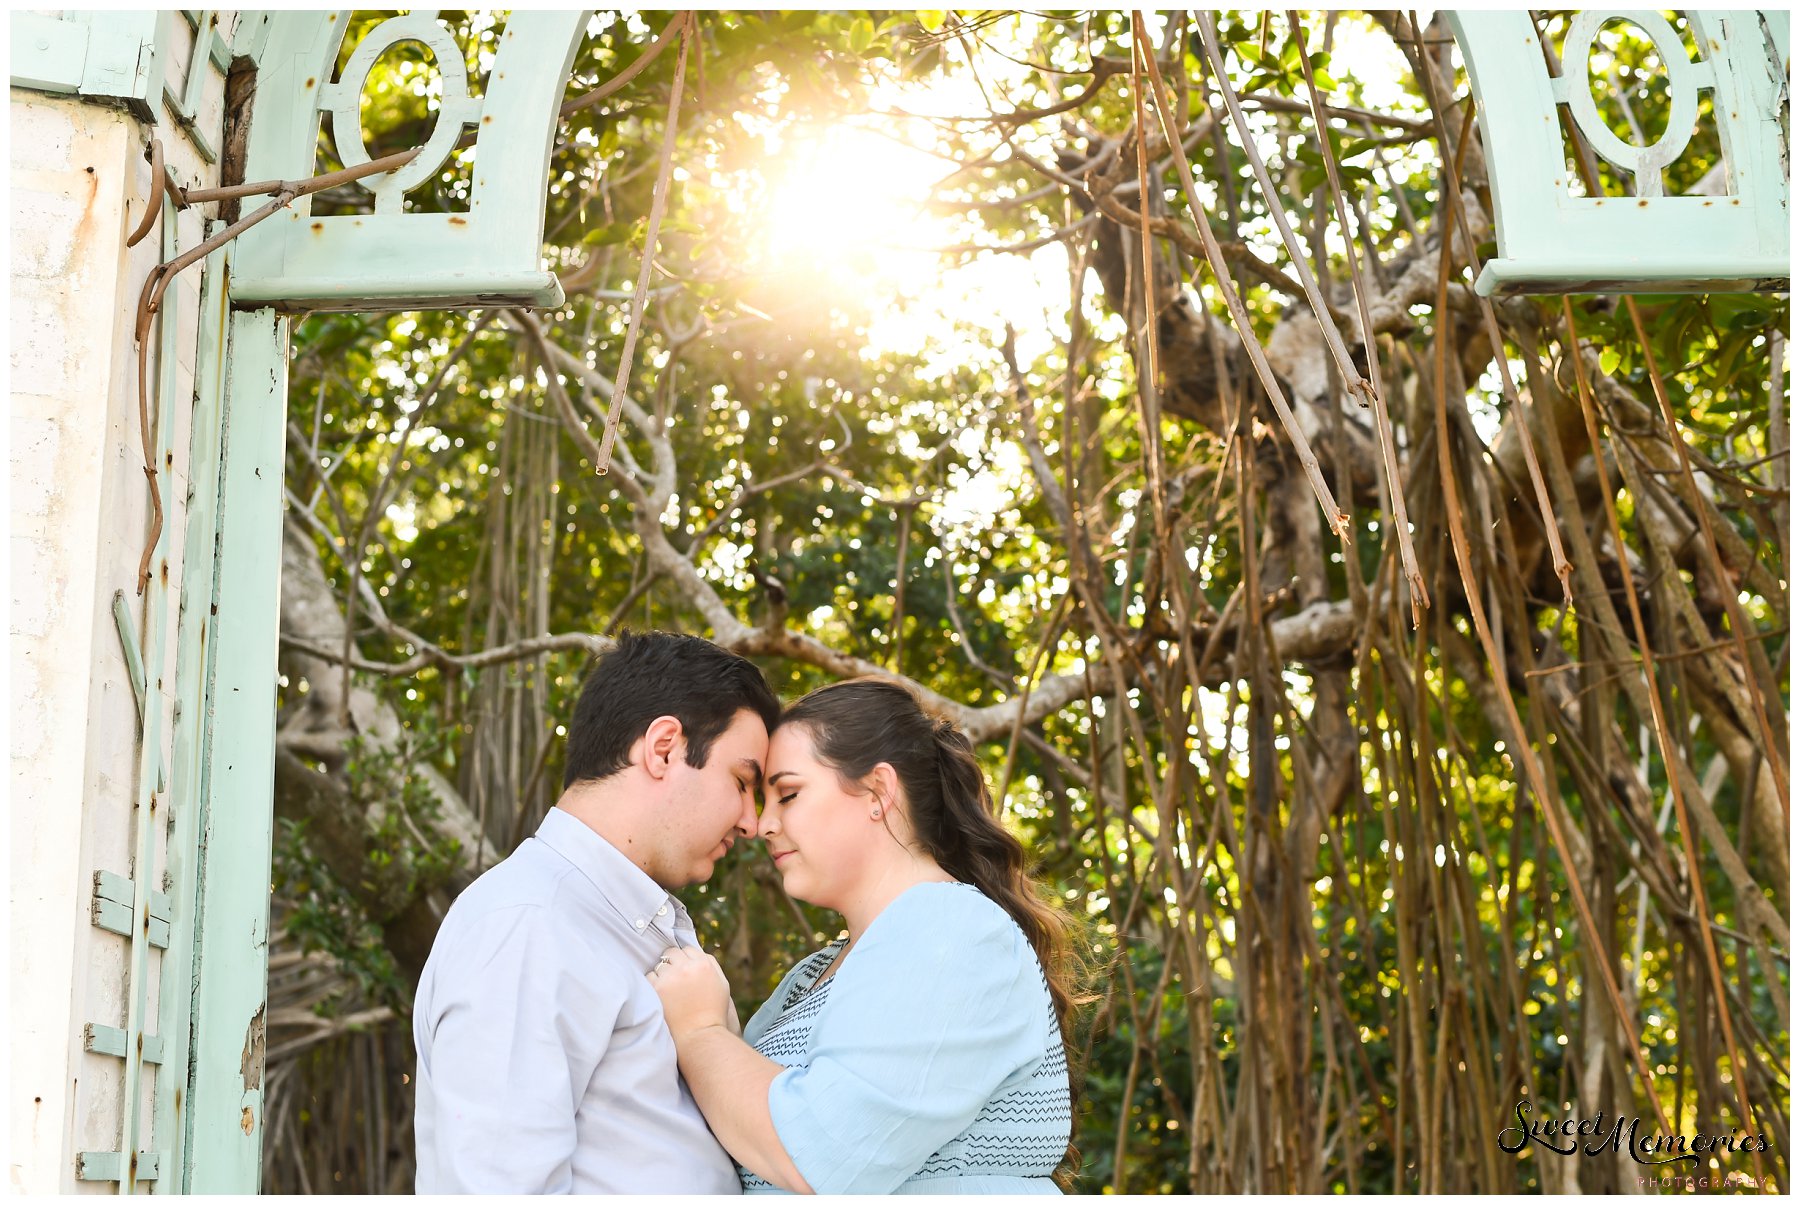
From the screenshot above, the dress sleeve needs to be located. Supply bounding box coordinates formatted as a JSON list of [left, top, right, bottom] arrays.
[[764, 887, 1050, 1194], [416, 906, 623, 1193]]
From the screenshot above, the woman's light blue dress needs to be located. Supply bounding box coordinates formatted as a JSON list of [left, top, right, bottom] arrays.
[[738, 882, 1070, 1195]]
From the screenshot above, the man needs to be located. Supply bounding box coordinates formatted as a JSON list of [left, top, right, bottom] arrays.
[[413, 631, 781, 1192]]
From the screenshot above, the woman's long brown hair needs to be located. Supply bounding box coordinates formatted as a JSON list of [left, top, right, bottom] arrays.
[[778, 677, 1088, 1187]]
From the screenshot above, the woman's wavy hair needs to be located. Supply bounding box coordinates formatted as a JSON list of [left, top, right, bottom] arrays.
[[777, 677, 1091, 1187]]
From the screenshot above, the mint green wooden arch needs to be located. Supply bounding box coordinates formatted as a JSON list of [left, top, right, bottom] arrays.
[[172, 9, 588, 1191], [18, 6, 1782, 1194]]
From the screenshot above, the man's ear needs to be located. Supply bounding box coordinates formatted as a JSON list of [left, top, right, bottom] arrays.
[[639, 715, 686, 781]]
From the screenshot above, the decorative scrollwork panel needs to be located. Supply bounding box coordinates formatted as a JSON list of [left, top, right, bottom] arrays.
[[231, 10, 589, 311], [1552, 11, 1714, 198], [318, 13, 483, 213], [1451, 9, 1787, 295]]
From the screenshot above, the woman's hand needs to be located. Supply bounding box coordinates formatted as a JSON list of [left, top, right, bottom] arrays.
[[648, 946, 737, 1040], [646, 947, 807, 1192]]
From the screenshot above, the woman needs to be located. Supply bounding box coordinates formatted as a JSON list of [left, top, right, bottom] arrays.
[[649, 678, 1081, 1194]]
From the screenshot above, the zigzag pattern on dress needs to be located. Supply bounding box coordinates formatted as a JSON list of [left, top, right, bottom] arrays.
[[750, 980, 834, 1064], [913, 992, 1070, 1178]]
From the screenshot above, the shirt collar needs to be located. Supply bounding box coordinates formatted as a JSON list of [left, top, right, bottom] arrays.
[[536, 807, 691, 942]]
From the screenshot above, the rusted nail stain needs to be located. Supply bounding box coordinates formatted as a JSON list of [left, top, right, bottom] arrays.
[[483, 115, 493, 124], [1637, 199, 1648, 207], [449, 216, 468, 226], [240, 1004, 266, 1090], [76, 162, 101, 243], [240, 1107, 254, 1135], [137, 1032, 145, 1052], [311, 221, 324, 233], [305, 78, 316, 88]]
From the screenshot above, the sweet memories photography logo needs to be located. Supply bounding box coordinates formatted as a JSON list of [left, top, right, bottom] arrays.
[[1497, 1100, 1772, 1170]]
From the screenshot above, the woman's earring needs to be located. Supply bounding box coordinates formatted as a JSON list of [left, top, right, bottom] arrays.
[[870, 806, 883, 820]]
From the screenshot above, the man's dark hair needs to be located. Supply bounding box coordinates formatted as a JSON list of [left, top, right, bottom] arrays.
[[562, 630, 781, 789]]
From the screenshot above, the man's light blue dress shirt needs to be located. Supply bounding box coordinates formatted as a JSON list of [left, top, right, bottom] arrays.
[[413, 807, 741, 1193]]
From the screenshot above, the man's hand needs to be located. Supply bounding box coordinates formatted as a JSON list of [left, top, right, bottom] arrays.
[[648, 946, 736, 1039]]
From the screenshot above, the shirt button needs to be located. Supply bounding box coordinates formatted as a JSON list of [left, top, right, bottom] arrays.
[[657, 905, 668, 917], [635, 919, 647, 930]]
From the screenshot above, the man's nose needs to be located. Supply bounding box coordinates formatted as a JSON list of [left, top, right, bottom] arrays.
[[735, 791, 759, 836]]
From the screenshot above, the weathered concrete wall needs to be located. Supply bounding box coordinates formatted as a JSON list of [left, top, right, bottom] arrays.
[[11, 88, 146, 1196], [9, 9, 230, 1188]]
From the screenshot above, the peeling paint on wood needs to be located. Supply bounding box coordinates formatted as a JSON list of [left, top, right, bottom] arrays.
[[239, 1004, 265, 1091]]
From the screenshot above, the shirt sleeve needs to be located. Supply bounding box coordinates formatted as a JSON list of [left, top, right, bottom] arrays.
[[415, 905, 623, 1193], [764, 888, 1050, 1194]]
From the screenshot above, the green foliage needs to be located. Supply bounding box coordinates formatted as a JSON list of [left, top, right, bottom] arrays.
[[273, 728, 463, 1011], [275, 814, 408, 1009]]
